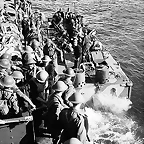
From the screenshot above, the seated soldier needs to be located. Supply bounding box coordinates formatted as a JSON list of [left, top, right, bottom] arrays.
[[59, 90, 90, 144], [44, 81, 68, 144], [0, 76, 35, 118], [59, 68, 76, 107]]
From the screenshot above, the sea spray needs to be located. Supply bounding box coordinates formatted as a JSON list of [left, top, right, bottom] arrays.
[[84, 93, 143, 143], [86, 93, 132, 114], [85, 108, 142, 143]]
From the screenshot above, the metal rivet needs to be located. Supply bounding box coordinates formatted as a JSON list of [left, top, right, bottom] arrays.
[[10, 130, 12, 132], [10, 136, 13, 139]]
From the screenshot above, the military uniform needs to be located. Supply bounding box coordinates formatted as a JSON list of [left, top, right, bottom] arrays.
[[59, 107, 89, 144], [29, 70, 48, 135], [0, 76, 19, 118], [59, 90, 90, 144], [44, 81, 68, 143], [60, 77, 75, 107], [60, 68, 76, 107]]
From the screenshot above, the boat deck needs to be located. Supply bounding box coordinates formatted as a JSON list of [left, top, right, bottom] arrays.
[[57, 49, 132, 105]]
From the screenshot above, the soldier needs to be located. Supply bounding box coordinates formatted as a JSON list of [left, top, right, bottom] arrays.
[[59, 90, 90, 144], [11, 71, 36, 111], [21, 14, 30, 44], [0, 76, 19, 117], [22, 45, 41, 63], [44, 81, 68, 144], [22, 53, 42, 81], [60, 68, 76, 107], [0, 76, 35, 117], [82, 29, 97, 62], [43, 38, 63, 74], [29, 70, 49, 135], [1, 52, 22, 72]]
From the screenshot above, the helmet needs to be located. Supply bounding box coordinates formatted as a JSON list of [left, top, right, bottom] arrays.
[[0, 53, 11, 60], [63, 138, 82, 144], [52, 81, 68, 92], [42, 55, 51, 62], [0, 76, 15, 87], [68, 89, 85, 104], [23, 46, 34, 53], [63, 68, 75, 77], [94, 41, 102, 50], [36, 70, 49, 83], [0, 59, 10, 69], [11, 71, 24, 79], [23, 53, 36, 65]]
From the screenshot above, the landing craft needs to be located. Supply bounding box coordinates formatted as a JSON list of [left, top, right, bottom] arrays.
[[0, 0, 133, 143]]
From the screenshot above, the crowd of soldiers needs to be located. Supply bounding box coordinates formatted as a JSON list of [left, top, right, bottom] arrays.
[[0, 0, 104, 144]]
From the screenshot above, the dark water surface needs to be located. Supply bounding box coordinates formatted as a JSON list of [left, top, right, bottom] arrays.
[[32, 0, 144, 143]]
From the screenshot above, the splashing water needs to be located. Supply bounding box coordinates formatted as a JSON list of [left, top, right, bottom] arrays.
[[84, 93, 143, 144], [96, 93, 132, 114], [86, 93, 132, 114], [85, 108, 142, 144]]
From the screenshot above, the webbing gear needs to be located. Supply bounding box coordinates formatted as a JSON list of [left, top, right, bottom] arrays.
[[1, 89, 19, 114], [0, 100, 9, 115]]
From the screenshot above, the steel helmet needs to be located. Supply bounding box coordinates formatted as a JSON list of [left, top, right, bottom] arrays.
[[36, 70, 49, 83], [0, 53, 11, 60], [94, 41, 102, 50], [68, 89, 85, 104], [52, 81, 68, 92], [0, 59, 10, 69], [63, 138, 82, 144], [23, 53, 36, 65], [63, 68, 75, 77], [11, 71, 24, 79], [23, 46, 34, 53], [42, 55, 51, 62], [0, 76, 15, 87]]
